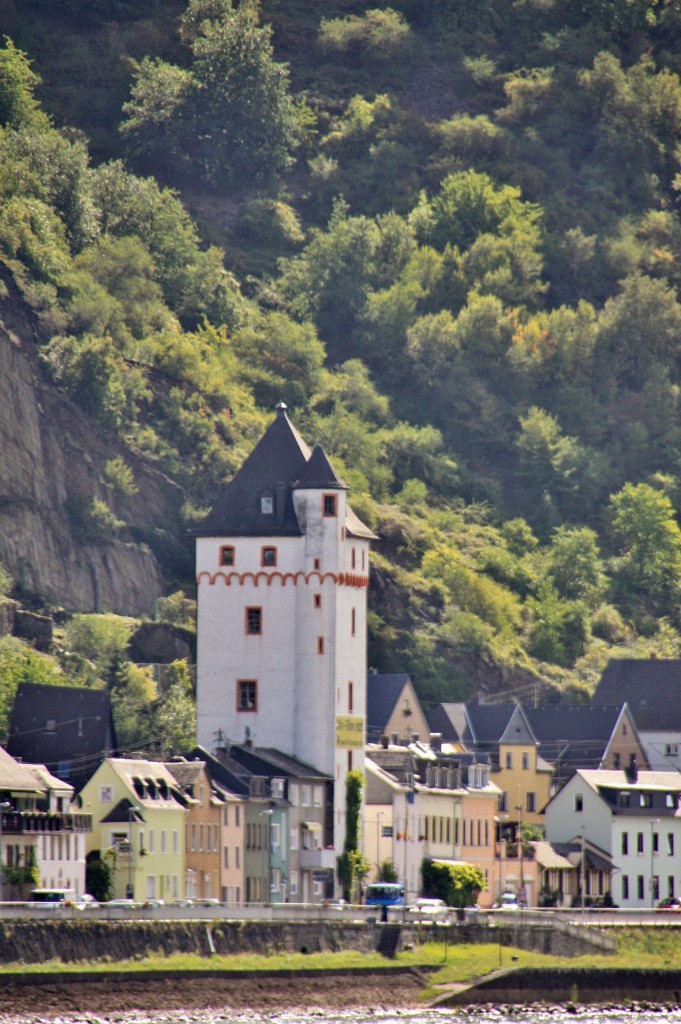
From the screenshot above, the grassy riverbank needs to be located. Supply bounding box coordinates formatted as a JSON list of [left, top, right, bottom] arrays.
[[0, 928, 676, 982]]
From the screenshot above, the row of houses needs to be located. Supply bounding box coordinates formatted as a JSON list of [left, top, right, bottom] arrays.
[[4, 406, 681, 909]]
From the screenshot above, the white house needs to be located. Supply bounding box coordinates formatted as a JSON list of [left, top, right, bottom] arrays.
[[545, 758, 681, 908], [194, 403, 376, 860]]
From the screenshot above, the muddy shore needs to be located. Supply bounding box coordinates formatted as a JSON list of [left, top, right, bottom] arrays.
[[0, 973, 425, 1018]]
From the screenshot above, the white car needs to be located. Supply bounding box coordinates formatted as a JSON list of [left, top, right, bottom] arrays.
[[408, 898, 451, 924], [494, 892, 522, 911]]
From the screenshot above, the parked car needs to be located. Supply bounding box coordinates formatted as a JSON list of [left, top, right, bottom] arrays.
[[493, 892, 522, 911], [408, 898, 451, 924], [657, 897, 681, 911], [73, 894, 100, 910], [105, 899, 141, 910]]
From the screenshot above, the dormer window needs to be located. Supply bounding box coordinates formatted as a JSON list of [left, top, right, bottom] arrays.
[[261, 495, 274, 514], [322, 494, 337, 517]]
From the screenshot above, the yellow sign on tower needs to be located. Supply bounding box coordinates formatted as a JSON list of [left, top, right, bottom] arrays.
[[335, 716, 365, 749]]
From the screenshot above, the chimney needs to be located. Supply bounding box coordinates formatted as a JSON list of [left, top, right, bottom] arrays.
[[381, 735, 389, 749], [625, 753, 638, 783], [430, 732, 442, 752]]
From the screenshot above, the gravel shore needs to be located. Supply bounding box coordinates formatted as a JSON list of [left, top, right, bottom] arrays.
[[0, 973, 425, 1020]]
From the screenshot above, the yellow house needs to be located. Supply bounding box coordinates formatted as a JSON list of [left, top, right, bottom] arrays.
[[495, 706, 552, 830], [81, 758, 186, 902]]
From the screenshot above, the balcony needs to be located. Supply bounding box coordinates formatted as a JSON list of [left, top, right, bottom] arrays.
[[299, 846, 336, 870], [0, 811, 92, 835]]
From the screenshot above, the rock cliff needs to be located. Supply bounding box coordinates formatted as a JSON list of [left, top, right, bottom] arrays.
[[0, 266, 185, 616]]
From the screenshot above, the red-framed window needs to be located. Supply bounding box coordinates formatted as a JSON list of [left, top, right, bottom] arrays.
[[351, 608, 356, 636], [351, 547, 356, 569], [317, 636, 324, 655], [245, 607, 262, 635], [219, 545, 235, 566], [261, 546, 277, 567], [314, 594, 322, 609], [313, 558, 320, 571], [237, 680, 257, 712], [322, 493, 337, 517], [348, 681, 354, 713]]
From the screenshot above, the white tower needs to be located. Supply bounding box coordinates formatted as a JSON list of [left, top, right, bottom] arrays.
[[194, 403, 375, 858]]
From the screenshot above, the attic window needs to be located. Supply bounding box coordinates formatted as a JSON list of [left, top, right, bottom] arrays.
[[133, 778, 146, 799], [261, 496, 274, 514], [44, 719, 56, 733]]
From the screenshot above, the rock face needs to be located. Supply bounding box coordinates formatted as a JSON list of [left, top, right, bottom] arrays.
[[0, 267, 184, 616]]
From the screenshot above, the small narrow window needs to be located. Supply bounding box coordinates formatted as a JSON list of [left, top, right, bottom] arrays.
[[575, 794, 583, 812], [219, 545, 235, 566], [351, 608, 356, 636], [351, 548, 356, 569], [314, 593, 321, 609], [317, 636, 324, 655], [313, 558, 320, 571], [245, 607, 262, 635], [261, 547, 277, 567], [237, 680, 257, 712], [347, 750, 353, 771], [322, 493, 337, 517], [348, 681, 353, 713]]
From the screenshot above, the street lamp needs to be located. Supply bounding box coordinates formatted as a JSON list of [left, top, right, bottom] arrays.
[[0, 802, 11, 903], [259, 809, 273, 903], [127, 804, 139, 900]]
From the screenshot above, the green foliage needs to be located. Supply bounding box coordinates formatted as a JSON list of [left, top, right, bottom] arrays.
[[338, 769, 364, 901], [0, 561, 12, 597], [378, 859, 399, 882], [421, 857, 484, 907], [85, 852, 114, 902], [63, 613, 134, 666], [155, 591, 196, 629], [0, 637, 66, 737], [318, 9, 412, 62], [104, 457, 138, 498], [152, 659, 196, 756], [0, 38, 49, 131], [122, 2, 303, 188]]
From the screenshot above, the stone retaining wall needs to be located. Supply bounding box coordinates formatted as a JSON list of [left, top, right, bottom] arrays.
[[0, 919, 611, 964]]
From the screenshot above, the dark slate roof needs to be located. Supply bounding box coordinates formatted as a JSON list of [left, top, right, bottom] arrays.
[[369, 747, 416, 783], [228, 745, 331, 780], [499, 705, 537, 746], [593, 659, 681, 730], [295, 444, 347, 490], [428, 700, 632, 779], [192, 404, 310, 537], [165, 761, 204, 790], [192, 403, 376, 540], [367, 673, 412, 742], [187, 746, 251, 797], [427, 703, 466, 745], [7, 683, 118, 794], [101, 797, 144, 825]]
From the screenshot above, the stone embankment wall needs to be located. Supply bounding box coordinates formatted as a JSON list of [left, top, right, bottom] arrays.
[[0, 919, 610, 964], [443, 966, 681, 1005]]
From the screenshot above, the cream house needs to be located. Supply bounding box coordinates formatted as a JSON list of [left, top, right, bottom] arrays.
[[82, 758, 186, 901]]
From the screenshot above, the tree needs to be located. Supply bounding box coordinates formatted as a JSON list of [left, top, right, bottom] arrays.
[[337, 769, 364, 902], [421, 857, 484, 907], [609, 482, 681, 617], [0, 37, 50, 131], [122, 2, 303, 188], [547, 526, 607, 607]]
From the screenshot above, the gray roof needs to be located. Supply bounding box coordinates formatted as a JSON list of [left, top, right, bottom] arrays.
[[192, 403, 375, 540], [227, 745, 331, 780], [367, 673, 412, 742], [427, 700, 632, 776], [7, 683, 118, 793], [593, 659, 681, 730]]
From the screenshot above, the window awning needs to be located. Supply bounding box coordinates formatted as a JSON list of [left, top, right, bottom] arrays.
[[301, 821, 322, 831]]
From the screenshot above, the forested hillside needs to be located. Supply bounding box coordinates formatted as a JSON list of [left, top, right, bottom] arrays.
[[2, 0, 681, 747]]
